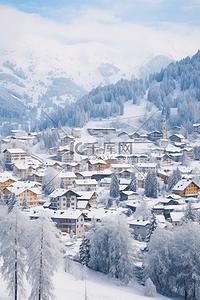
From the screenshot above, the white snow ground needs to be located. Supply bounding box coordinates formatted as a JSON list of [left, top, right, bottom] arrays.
[[0, 258, 173, 300]]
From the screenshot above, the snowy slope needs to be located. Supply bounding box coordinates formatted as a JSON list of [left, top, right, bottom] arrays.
[[0, 259, 174, 300]]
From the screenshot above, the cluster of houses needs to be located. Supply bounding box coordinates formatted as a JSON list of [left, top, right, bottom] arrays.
[[1, 118, 200, 238]]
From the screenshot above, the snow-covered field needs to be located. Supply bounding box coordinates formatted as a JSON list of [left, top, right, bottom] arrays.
[[0, 258, 172, 300]]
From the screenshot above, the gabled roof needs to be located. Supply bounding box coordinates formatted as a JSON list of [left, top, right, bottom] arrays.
[[173, 179, 200, 191], [3, 148, 26, 154], [49, 189, 80, 198]]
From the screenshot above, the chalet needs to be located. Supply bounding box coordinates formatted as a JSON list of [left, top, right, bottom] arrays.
[[159, 139, 168, 148], [116, 155, 127, 164], [59, 172, 77, 187], [173, 180, 200, 197], [147, 131, 163, 142], [87, 128, 116, 136], [77, 201, 91, 210], [91, 170, 112, 181], [100, 177, 112, 188], [183, 148, 193, 160], [76, 191, 97, 205], [61, 134, 74, 146], [157, 170, 168, 184], [74, 179, 98, 191], [135, 163, 157, 174], [169, 134, 185, 143], [120, 191, 139, 201], [75, 171, 92, 180], [48, 189, 80, 210], [104, 158, 118, 167], [71, 128, 82, 138], [64, 162, 80, 172], [110, 164, 131, 173], [51, 210, 84, 236], [193, 123, 200, 133], [32, 169, 45, 184], [3, 148, 26, 165], [13, 163, 31, 179], [0, 172, 16, 189], [128, 219, 150, 240], [129, 154, 139, 164], [4, 186, 41, 207], [129, 132, 140, 139], [170, 212, 184, 228], [87, 159, 107, 171], [119, 169, 132, 179], [169, 126, 181, 134]]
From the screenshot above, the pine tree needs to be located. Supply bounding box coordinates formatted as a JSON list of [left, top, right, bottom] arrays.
[[144, 170, 158, 198], [144, 213, 157, 252], [27, 212, 62, 300], [21, 195, 29, 210], [0, 204, 28, 300], [181, 202, 198, 224], [133, 198, 151, 221], [0, 186, 5, 206], [110, 173, 120, 198], [79, 235, 90, 266], [127, 172, 137, 192], [7, 193, 18, 213]]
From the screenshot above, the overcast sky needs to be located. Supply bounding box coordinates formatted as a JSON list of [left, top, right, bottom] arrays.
[[1, 0, 200, 60], [1, 0, 200, 25]]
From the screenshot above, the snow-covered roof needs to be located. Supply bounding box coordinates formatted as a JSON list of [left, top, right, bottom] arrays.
[[74, 179, 98, 185], [7, 186, 41, 196], [100, 177, 112, 183], [76, 191, 95, 200], [88, 159, 107, 165], [170, 211, 184, 222], [0, 172, 16, 183], [3, 148, 26, 154], [135, 163, 157, 168], [49, 188, 68, 198], [75, 171, 94, 177], [121, 191, 139, 196], [173, 179, 200, 191], [128, 219, 149, 226], [77, 201, 89, 209], [110, 164, 132, 168], [59, 172, 77, 179]]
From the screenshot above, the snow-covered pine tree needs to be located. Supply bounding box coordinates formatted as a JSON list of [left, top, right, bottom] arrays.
[[168, 168, 182, 191], [144, 212, 157, 252], [42, 167, 61, 195], [0, 186, 5, 206], [60, 179, 65, 189], [7, 193, 18, 213], [127, 172, 137, 192], [144, 170, 158, 198], [21, 195, 29, 210], [181, 202, 198, 224], [110, 173, 120, 198], [108, 215, 134, 284], [143, 226, 173, 296], [173, 221, 200, 299], [133, 198, 151, 221], [0, 204, 28, 300], [27, 212, 62, 300], [79, 235, 90, 266], [84, 215, 135, 283]]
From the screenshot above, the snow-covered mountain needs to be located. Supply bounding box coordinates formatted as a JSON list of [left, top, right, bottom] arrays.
[[1, 5, 200, 134]]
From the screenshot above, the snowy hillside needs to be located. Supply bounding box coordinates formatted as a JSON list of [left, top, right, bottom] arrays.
[[0, 259, 173, 300], [0, 5, 199, 106]]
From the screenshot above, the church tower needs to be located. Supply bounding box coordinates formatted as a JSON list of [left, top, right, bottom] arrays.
[[160, 115, 167, 139]]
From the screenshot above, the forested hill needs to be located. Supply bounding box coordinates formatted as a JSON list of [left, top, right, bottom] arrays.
[[45, 50, 200, 134], [44, 78, 148, 129]]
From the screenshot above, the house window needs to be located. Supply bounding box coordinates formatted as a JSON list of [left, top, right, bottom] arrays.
[[77, 225, 79, 228]]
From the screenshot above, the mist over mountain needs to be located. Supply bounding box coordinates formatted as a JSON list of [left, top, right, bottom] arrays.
[[0, 6, 200, 134]]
